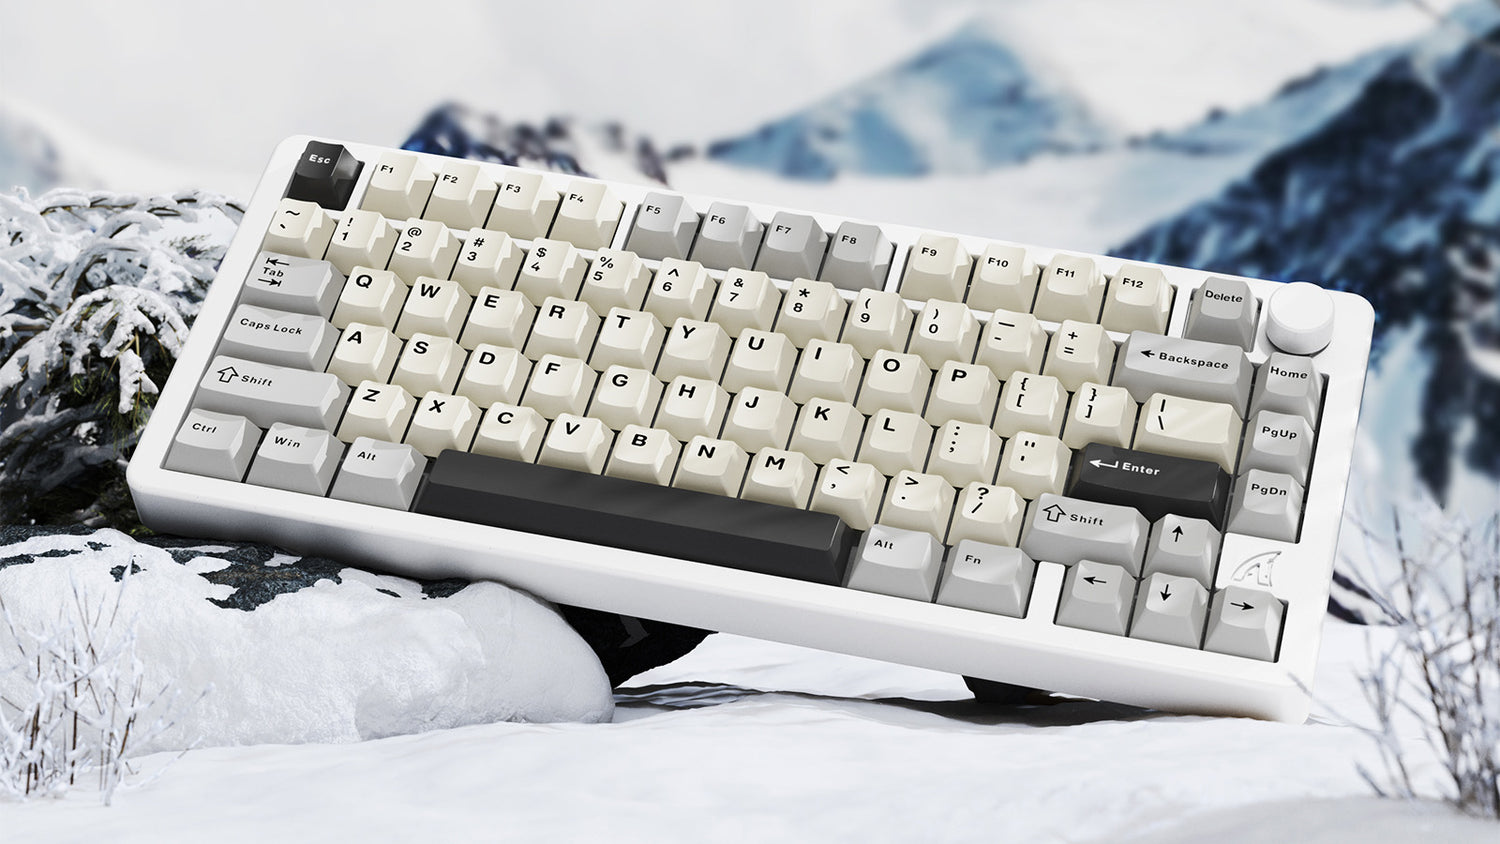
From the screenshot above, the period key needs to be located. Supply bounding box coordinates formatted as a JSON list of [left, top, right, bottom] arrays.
[[1065, 443, 1231, 528]]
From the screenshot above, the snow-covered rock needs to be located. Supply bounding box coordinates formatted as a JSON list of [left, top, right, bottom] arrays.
[[0, 528, 614, 753]]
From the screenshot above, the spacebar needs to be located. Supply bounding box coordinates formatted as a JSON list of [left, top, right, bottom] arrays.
[[412, 450, 860, 586]]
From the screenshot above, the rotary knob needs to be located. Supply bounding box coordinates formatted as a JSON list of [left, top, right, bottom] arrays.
[[1266, 282, 1335, 355]]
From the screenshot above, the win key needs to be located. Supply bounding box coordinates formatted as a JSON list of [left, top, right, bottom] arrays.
[[1065, 443, 1231, 528]]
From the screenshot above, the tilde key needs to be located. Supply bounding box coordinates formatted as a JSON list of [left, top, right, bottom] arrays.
[[1065, 443, 1232, 528]]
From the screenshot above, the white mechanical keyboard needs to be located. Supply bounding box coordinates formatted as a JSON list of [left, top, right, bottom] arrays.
[[128, 136, 1374, 721]]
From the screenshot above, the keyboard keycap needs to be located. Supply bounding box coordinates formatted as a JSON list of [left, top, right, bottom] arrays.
[[691, 202, 762, 270], [263, 198, 335, 259], [1033, 254, 1103, 323], [1250, 352, 1322, 422], [338, 380, 416, 443], [1185, 277, 1258, 351], [1227, 469, 1303, 542], [197, 356, 350, 431], [722, 329, 797, 394], [822, 222, 892, 291], [810, 459, 885, 530], [948, 483, 1025, 547], [332, 267, 404, 330], [218, 304, 336, 371], [1130, 573, 1208, 648], [588, 365, 662, 430], [742, 447, 818, 508], [1041, 319, 1115, 390], [246, 423, 344, 495], [391, 333, 463, 395], [993, 372, 1065, 438], [165, 409, 260, 481], [1114, 331, 1253, 418], [847, 524, 944, 601], [790, 398, 864, 463], [285, 141, 363, 210], [995, 432, 1070, 500], [926, 420, 1002, 488], [858, 350, 931, 416], [1133, 393, 1242, 472], [673, 436, 750, 496], [843, 288, 914, 359], [330, 438, 426, 510], [461, 287, 536, 350], [605, 424, 681, 485], [414, 450, 859, 585], [1204, 586, 1283, 661], [627, 191, 698, 260], [937, 541, 1034, 618], [405, 391, 480, 457], [1061, 381, 1137, 450], [551, 180, 623, 249], [327, 322, 400, 386], [975, 310, 1046, 378], [879, 471, 956, 537], [451, 229, 524, 295], [515, 238, 587, 303], [756, 212, 828, 281], [910, 299, 980, 369], [1238, 410, 1314, 485], [487, 168, 560, 239], [721, 388, 796, 452], [472, 403, 545, 462], [326, 210, 398, 276], [776, 278, 846, 347], [389, 219, 460, 283], [243, 252, 344, 319], [968, 244, 1038, 313], [362, 152, 435, 220], [1143, 514, 1222, 585], [580, 249, 651, 313], [1056, 560, 1134, 635], [859, 409, 933, 476], [426, 160, 498, 230], [926, 362, 999, 427], [899, 234, 970, 302], [1065, 443, 1232, 528], [1101, 263, 1171, 335], [644, 258, 715, 323], [538, 413, 612, 473], [455, 344, 530, 407], [1020, 492, 1149, 573]]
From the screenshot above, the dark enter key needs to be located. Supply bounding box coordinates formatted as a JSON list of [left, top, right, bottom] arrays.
[[1065, 443, 1231, 528], [413, 450, 859, 586]]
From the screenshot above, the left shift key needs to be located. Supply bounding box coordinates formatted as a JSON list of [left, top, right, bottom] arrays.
[[195, 356, 350, 430]]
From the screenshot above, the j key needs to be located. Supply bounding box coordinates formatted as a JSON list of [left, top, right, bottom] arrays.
[[1065, 443, 1231, 529], [414, 450, 860, 585]]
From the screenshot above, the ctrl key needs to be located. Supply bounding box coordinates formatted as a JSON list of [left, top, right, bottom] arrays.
[[165, 409, 261, 481]]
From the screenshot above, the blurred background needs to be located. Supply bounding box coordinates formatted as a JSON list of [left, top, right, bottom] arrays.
[[2, 0, 1497, 594]]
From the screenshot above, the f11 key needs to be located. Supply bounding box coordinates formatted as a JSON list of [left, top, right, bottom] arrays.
[[1065, 443, 1231, 528]]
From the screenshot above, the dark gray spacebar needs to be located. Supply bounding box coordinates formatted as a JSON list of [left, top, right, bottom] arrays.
[[413, 450, 859, 586]]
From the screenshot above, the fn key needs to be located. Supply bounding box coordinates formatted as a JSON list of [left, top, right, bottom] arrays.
[[285, 141, 363, 210]]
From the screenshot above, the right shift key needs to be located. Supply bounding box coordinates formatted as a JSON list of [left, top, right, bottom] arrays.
[[1066, 443, 1232, 529]]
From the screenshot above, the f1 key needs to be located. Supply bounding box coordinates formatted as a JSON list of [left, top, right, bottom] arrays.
[[1065, 443, 1231, 528]]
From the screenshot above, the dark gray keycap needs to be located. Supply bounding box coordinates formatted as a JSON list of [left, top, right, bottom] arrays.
[[196, 355, 350, 430], [413, 450, 859, 585], [242, 251, 344, 318], [626, 192, 699, 260], [1065, 443, 1232, 529], [690, 202, 762, 270], [164, 409, 260, 481], [1056, 560, 1134, 635], [330, 437, 427, 509], [218, 304, 336, 370], [936, 541, 1034, 618], [1114, 331, 1253, 417], [1020, 493, 1149, 574], [821, 222, 893, 291], [1185, 277, 1258, 350], [1130, 573, 1209, 648], [846, 524, 943, 600], [754, 212, 827, 280], [1250, 353, 1322, 422], [1204, 586, 1283, 661]]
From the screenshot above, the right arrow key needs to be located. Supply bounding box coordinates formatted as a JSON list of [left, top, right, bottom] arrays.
[[1204, 585, 1285, 661]]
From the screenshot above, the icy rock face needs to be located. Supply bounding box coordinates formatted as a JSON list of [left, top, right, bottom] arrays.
[[0, 527, 614, 751]]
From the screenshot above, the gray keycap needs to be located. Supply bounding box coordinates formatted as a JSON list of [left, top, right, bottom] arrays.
[[245, 422, 345, 495], [626, 192, 699, 260], [1238, 410, 1313, 485], [1130, 573, 1208, 648], [330, 437, 427, 509], [754, 212, 827, 280], [1184, 277, 1258, 350], [936, 541, 1034, 618], [1020, 493, 1150, 574], [164, 409, 261, 481], [1227, 469, 1303, 542], [690, 202, 762, 270], [1114, 331, 1253, 418], [218, 304, 336, 371], [1204, 585, 1283, 661], [196, 355, 350, 430], [845, 524, 943, 601], [1250, 352, 1322, 422], [821, 222, 893, 291], [1143, 514, 1221, 585], [242, 251, 344, 318], [1056, 560, 1134, 636]]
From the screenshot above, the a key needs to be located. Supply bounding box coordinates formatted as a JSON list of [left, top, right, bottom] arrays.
[[1144, 514, 1222, 585], [1227, 470, 1303, 542], [936, 541, 1034, 618], [538, 413, 613, 474], [515, 238, 587, 303], [362, 152, 435, 220], [975, 310, 1047, 378], [526, 355, 598, 418], [405, 391, 481, 457], [673, 436, 750, 497], [455, 344, 531, 407], [218, 304, 336, 371], [326, 322, 400, 385], [588, 365, 663, 430], [657, 318, 731, 383], [627, 192, 699, 260], [842, 288, 914, 358], [789, 340, 864, 404], [858, 350, 932, 416], [712, 269, 780, 335], [1020, 492, 1149, 573], [332, 267, 405, 330], [995, 432, 1070, 500], [926, 421, 1002, 488], [451, 228, 524, 295], [550, 180, 623, 249], [879, 471, 956, 537], [391, 333, 464, 396], [1033, 254, 1104, 323], [1114, 331, 1253, 418], [968, 244, 1038, 313], [1102, 263, 1171, 335], [1064, 443, 1232, 528], [1055, 560, 1134, 636], [859, 409, 933, 476], [580, 249, 651, 313], [722, 329, 797, 394], [325, 210, 398, 276], [396, 277, 471, 339], [461, 287, 536, 350], [197, 356, 349, 431], [909, 299, 980, 369], [1185, 277, 1259, 351], [246, 423, 345, 496], [846, 525, 944, 602], [471, 403, 546, 462], [592, 308, 665, 371], [948, 483, 1025, 547], [263, 198, 336, 259], [337, 381, 416, 443], [821, 222, 893, 291], [644, 258, 715, 323], [330, 438, 427, 510], [655, 376, 729, 442], [1204, 586, 1283, 661], [425, 160, 498, 230], [524, 297, 600, 362], [899, 234, 970, 302], [993, 372, 1066, 438], [1061, 381, 1137, 450], [810, 460, 885, 530], [388, 218, 460, 282], [1133, 393, 1243, 472], [776, 278, 846, 347], [285, 141, 362, 210], [1250, 353, 1322, 422], [1238, 410, 1314, 485], [742, 447, 818, 508], [789, 398, 865, 463], [690, 202, 762, 270], [926, 362, 999, 427], [721, 388, 796, 452], [165, 409, 260, 481], [755, 212, 827, 280], [243, 252, 344, 319], [1042, 320, 1115, 391], [605, 425, 682, 485], [1130, 573, 1209, 648], [487, 168, 560, 239]]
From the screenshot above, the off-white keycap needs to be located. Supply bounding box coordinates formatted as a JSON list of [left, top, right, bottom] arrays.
[[1033, 254, 1104, 323], [455, 344, 530, 407], [1062, 381, 1138, 449], [899, 234, 971, 302], [327, 322, 400, 385], [246, 422, 344, 495], [810, 460, 885, 530], [487, 168, 560, 239], [1043, 320, 1116, 390], [925, 361, 999, 426], [588, 365, 663, 430], [606, 425, 681, 485], [858, 350, 932, 416], [976, 310, 1047, 378], [879, 471, 956, 537], [994, 372, 1067, 438], [776, 278, 847, 347], [909, 299, 980, 369], [460, 287, 535, 350], [859, 409, 934, 476], [1133, 393, 1243, 472], [1102, 263, 1171, 335], [948, 483, 1025, 547], [968, 244, 1038, 313], [525, 297, 600, 361], [722, 329, 797, 393], [538, 413, 613, 474], [996, 432, 1070, 500], [656, 376, 729, 441], [742, 448, 818, 508], [580, 249, 651, 313], [325, 210, 398, 275], [362, 152, 435, 220], [405, 391, 481, 456], [657, 318, 731, 382], [333, 267, 406, 330], [720, 388, 797, 452], [338, 381, 416, 443], [551, 180, 623, 249], [263, 198, 335, 259], [712, 269, 780, 335], [525, 354, 598, 418], [472, 403, 546, 462], [592, 308, 665, 371], [515, 238, 587, 303], [842, 288, 913, 358], [926, 420, 1002, 488], [673, 436, 749, 496], [790, 398, 865, 463], [388, 218, 460, 282], [391, 334, 464, 395], [425, 161, 497, 230], [644, 258, 715, 323], [789, 340, 863, 404], [1205, 586, 1284, 661], [1130, 573, 1209, 648], [451, 228, 523, 295], [396, 276, 471, 339]]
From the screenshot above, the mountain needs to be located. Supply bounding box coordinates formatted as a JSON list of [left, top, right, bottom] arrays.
[[703, 26, 1113, 179]]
